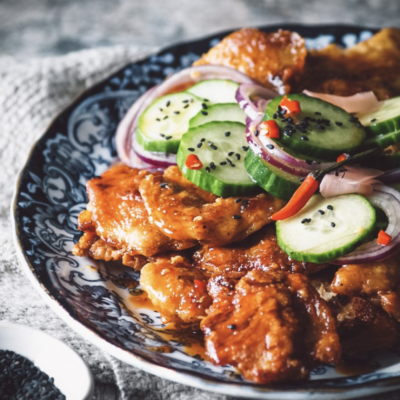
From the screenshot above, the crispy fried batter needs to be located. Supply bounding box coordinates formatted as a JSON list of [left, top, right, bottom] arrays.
[[193, 224, 326, 276], [331, 256, 400, 321], [73, 165, 196, 264], [140, 256, 212, 325], [295, 28, 400, 99], [139, 166, 284, 246], [194, 28, 307, 93], [201, 271, 340, 384]]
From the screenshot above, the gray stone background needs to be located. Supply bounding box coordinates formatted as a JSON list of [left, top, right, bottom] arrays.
[[1, 0, 400, 399], [1, 0, 400, 59]]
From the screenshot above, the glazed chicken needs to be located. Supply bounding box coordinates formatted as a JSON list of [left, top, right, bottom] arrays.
[[139, 166, 284, 246], [201, 270, 340, 383], [194, 28, 307, 93]]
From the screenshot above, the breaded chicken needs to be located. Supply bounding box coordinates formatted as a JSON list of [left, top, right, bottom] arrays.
[[139, 166, 284, 246], [193, 224, 326, 276], [331, 256, 400, 321], [194, 28, 307, 94], [294, 28, 400, 99], [140, 256, 212, 326], [201, 270, 340, 384], [73, 165, 196, 265]]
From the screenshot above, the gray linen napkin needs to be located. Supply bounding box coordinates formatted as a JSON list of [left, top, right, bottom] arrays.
[[0, 45, 399, 400]]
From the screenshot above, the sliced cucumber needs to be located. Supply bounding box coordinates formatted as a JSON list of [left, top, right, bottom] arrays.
[[357, 96, 400, 136], [189, 103, 246, 128], [362, 130, 400, 150], [276, 194, 376, 263], [265, 94, 366, 160], [137, 92, 203, 153], [186, 79, 239, 104], [244, 149, 300, 200], [177, 121, 258, 197]]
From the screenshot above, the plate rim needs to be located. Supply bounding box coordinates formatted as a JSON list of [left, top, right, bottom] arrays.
[[10, 23, 400, 399]]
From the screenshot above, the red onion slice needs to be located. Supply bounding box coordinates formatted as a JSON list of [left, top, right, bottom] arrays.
[[303, 90, 379, 114], [334, 184, 400, 264], [379, 168, 400, 185], [235, 83, 277, 120]]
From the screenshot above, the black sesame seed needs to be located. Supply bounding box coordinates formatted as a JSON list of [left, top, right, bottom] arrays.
[[210, 162, 216, 170], [225, 131, 231, 137], [299, 177, 305, 182], [301, 135, 309, 141], [220, 161, 227, 165], [331, 222, 336, 228], [227, 158, 233, 164], [349, 116, 359, 122], [183, 104, 189, 109], [188, 147, 195, 152], [165, 135, 172, 140], [228, 151, 234, 156], [160, 133, 165, 137], [232, 215, 242, 220], [314, 111, 322, 115], [159, 108, 164, 112], [197, 143, 203, 148], [166, 100, 171, 107], [230, 163, 236, 167], [206, 167, 211, 173], [306, 159, 313, 165], [159, 182, 168, 188], [202, 103, 208, 110], [335, 121, 343, 127], [334, 170, 339, 176], [235, 153, 241, 160], [182, 99, 189, 103], [203, 98, 210, 102], [163, 116, 169, 120], [266, 144, 274, 150], [235, 198, 242, 203], [255, 130, 259, 137], [280, 118, 287, 123], [201, 111, 208, 116], [156, 118, 161, 121], [242, 200, 249, 206], [201, 138, 205, 142], [370, 118, 377, 123], [301, 218, 308, 224], [210, 144, 218, 150], [273, 113, 277, 119], [242, 146, 249, 151], [227, 324, 237, 330], [174, 111, 180, 115], [327, 205, 333, 210], [318, 210, 325, 215]]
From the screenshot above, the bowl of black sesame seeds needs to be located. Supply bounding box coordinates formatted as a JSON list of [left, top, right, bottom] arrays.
[[0, 321, 94, 400]]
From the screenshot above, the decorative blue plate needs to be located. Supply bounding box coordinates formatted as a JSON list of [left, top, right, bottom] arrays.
[[12, 25, 400, 399]]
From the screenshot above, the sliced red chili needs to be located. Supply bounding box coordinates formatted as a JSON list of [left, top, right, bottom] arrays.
[[336, 153, 349, 163], [272, 174, 320, 221], [260, 120, 280, 139], [377, 230, 392, 246], [279, 95, 301, 116], [194, 279, 207, 291], [185, 154, 203, 170]]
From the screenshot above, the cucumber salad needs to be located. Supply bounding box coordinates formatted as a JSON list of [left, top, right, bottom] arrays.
[[115, 65, 400, 265]]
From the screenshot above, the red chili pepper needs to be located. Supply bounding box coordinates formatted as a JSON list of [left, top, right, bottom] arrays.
[[185, 154, 203, 170], [272, 174, 320, 221], [194, 279, 207, 291], [260, 120, 280, 139], [279, 95, 301, 116], [377, 230, 392, 246], [336, 153, 349, 163]]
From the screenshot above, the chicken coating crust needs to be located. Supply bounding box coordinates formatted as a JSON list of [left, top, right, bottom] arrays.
[[331, 256, 400, 321], [294, 28, 400, 99], [140, 256, 212, 326], [194, 28, 307, 93], [193, 224, 326, 276], [201, 271, 340, 384], [139, 166, 284, 246], [73, 165, 196, 262]]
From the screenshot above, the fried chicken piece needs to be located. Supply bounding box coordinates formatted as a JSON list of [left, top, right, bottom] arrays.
[[73, 165, 196, 264], [295, 28, 400, 99], [201, 271, 340, 384], [330, 296, 400, 354], [140, 256, 212, 326], [139, 166, 284, 247], [194, 28, 306, 94], [193, 224, 326, 276], [331, 256, 400, 321]]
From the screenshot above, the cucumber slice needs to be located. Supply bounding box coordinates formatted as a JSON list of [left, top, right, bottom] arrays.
[[357, 97, 400, 136], [244, 149, 301, 200], [189, 103, 246, 128], [362, 129, 400, 150], [186, 79, 239, 104], [177, 121, 258, 197], [137, 92, 203, 153], [265, 94, 366, 160], [276, 194, 376, 263]]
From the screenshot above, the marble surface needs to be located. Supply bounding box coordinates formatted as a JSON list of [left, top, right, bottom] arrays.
[[1, 0, 400, 59]]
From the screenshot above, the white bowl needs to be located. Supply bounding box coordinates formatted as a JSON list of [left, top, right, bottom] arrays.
[[0, 321, 94, 400]]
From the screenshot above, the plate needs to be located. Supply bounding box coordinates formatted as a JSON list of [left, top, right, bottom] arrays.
[[0, 321, 94, 400], [11, 24, 400, 399]]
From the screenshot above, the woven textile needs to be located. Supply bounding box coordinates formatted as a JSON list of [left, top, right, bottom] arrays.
[[0, 46, 398, 400]]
